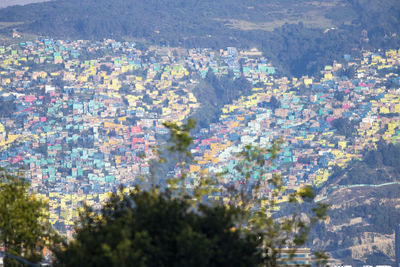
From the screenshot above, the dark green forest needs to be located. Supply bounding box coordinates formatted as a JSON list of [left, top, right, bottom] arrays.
[[1, 0, 400, 76], [192, 70, 253, 128]]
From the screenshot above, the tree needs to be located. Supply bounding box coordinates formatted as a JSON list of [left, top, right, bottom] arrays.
[[192, 72, 253, 129], [0, 168, 55, 266], [0, 97, 16, 117], [267, 95, 280, 111], [54, 120, 328, 266], [331, 117, 358, 137], [226, 144, 329, 266], [53, 189, 262, 267], [162, 119, 196, 194]]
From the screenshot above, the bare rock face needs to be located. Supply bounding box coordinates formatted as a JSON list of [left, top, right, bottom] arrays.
[[349, 232, 394, 260], [311, 185, 400, 265]]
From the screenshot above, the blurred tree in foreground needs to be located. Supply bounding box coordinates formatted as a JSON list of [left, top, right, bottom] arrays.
[[228, 144, 329, 266], [54, 120, 329, 266], [0, 168, 55, 266], [53, 190, 262, 267]]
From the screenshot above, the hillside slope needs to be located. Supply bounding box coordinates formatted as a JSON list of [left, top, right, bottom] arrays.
[[0, 0, 399, 76], [312, 142, 400, 265], [313, 185, 400, 265]]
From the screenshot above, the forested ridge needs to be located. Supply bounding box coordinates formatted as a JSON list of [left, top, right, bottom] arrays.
[[1, 0, 400, 76]]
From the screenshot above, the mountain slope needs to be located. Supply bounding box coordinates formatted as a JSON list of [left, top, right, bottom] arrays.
[[313, 185, 400, 265], [0, 0, 399, 76], [312, 142, 400, 264]]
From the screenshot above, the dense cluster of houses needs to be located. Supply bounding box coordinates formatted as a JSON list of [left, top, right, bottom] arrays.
[[191, 49, 400, 203], [0, 38, 399, 234], [0, 39, 201, 234]]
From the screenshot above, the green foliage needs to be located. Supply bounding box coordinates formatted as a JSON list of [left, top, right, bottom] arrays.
[[53, 189, 262, 267], [0, 97, 16, 117], [162, 119, 196, 194], [192, 71, 252, 128], [0, 168, 56, 266], [364, 141, 400, 170], [331, 117, 358, 138], [226, 143, 329, 266], [163, 119, 195, 158], [267, 95, 281, 111]]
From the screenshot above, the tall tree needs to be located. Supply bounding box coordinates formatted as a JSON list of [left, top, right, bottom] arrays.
[[0, 168, 54, 266]]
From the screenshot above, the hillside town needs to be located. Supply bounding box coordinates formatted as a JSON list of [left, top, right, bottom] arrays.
[[0, 38, 400, 235]]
